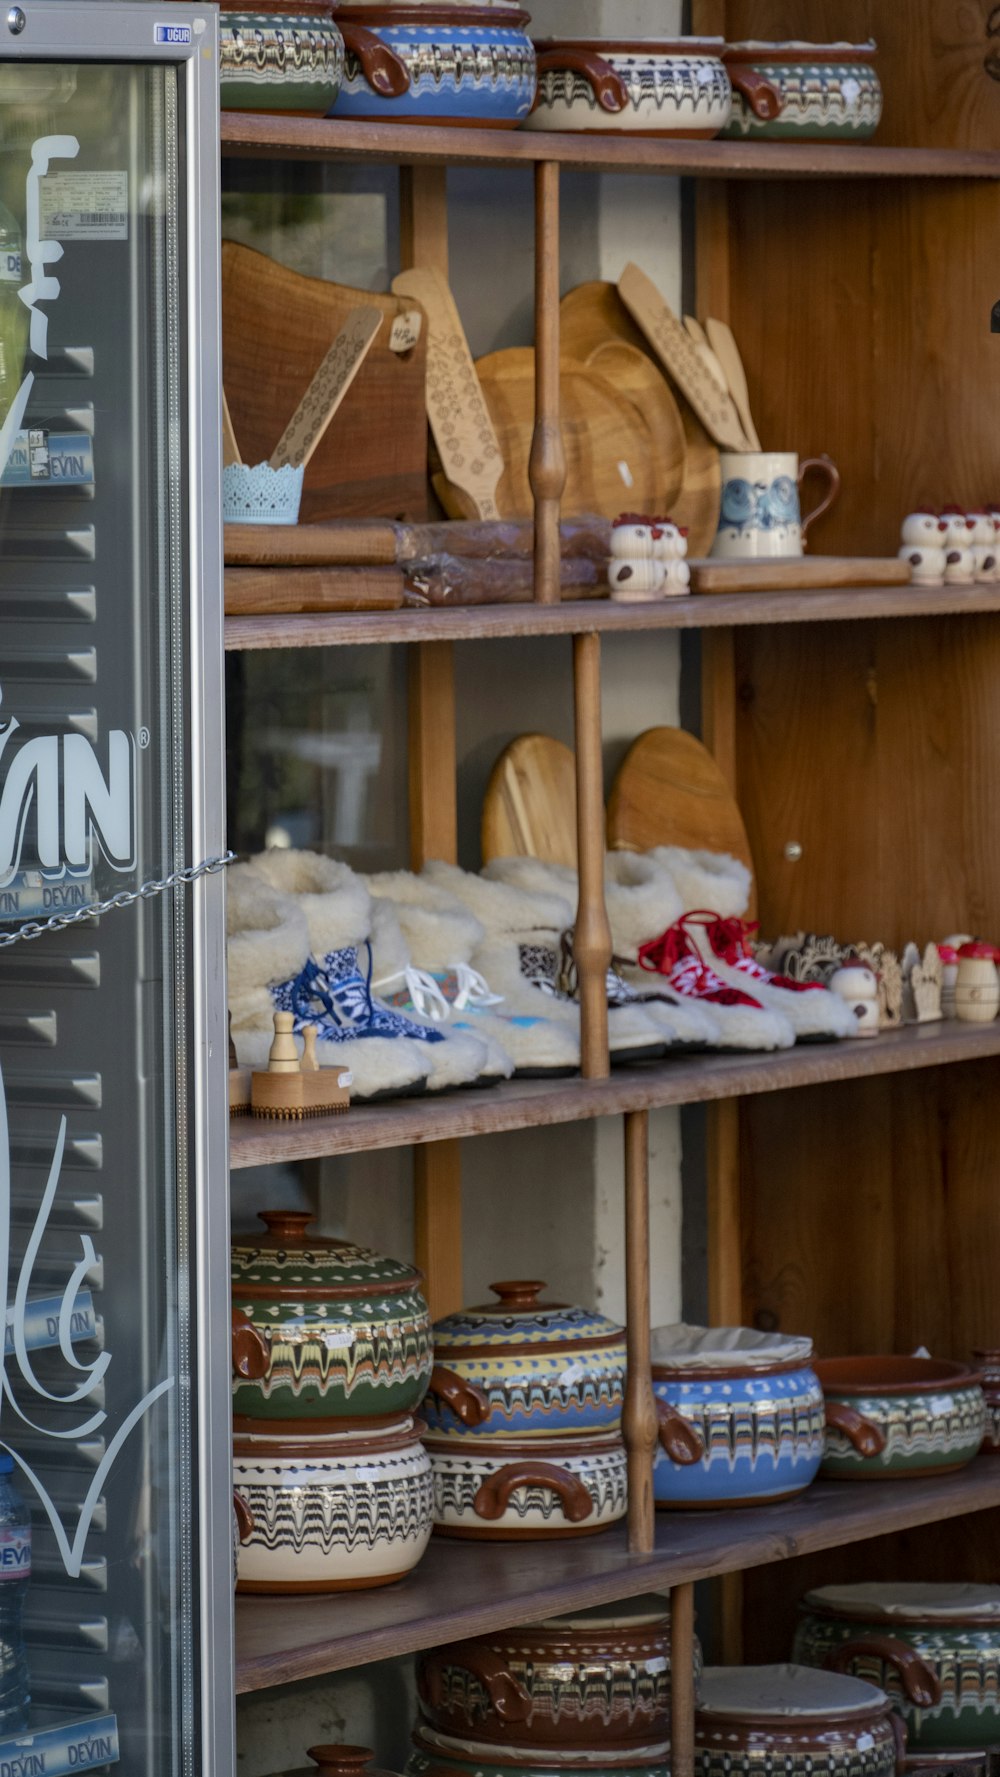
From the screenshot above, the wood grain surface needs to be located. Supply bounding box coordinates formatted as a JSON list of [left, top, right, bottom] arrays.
[[692, 557, 910, 594], [222, 241, 429, 522], [393, 265, 504, 522], [618, 264, 748, 451], [224, 566, 404, 614], [224, 520, 399, 566], [480, 734, 578, 867], [235, 1462, 1000, 1691], [586, 341, 686, 513], [607, 726, 756, 891]]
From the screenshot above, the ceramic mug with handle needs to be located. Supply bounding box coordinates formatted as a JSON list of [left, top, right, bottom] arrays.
[[711, 450, 840, 559]]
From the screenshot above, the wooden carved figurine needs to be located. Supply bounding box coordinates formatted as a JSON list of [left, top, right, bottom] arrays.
[[250, 1013, 351, 1120], [855, 941, 902, 1029], [828, 959, 879, 1038], [902, 941, 943, 1024]]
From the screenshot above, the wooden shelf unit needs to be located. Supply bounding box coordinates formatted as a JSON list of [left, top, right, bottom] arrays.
[[223, 0, 1000, 1757], [235, 1461, 1000, 1693]]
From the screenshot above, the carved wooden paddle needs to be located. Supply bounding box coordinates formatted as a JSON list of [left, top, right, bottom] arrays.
[[618, 264, 748, 451], [270, 305, 383, 471], [393, 266, 504, 521]]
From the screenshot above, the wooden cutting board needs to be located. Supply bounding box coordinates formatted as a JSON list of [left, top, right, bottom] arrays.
[[481, 735, 578, 868], [607, 727, 757, 918], [224, 566, 404, 615], [691, 557, 912, 594], [471, 349, 661, 522], [585, 341, 686, 512], [222, 240, 429, 523], [224, 520, 399, 567], [559, 282, 721, 555]]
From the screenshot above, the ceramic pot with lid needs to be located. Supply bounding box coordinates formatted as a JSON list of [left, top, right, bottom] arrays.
[[331, 7, 537, 126], [233, 1412, 433, 1592], [283, 1751, 402, 1777], [793, 1583, 1000, 1751], [424, 1281, 627, 1441], [417, 1596, 701, 1750], [816, 1357, 986, 1480], [695, 1665, 902, 1777], [972, 1347, 1000, 1452], [219, 0, 345, 114], [425, 1427, 627, 1539], [231, 1211, 434, 1423], [526, 38, 754, 138], [406, 1725, 669, 1777], [651, 1324, 825, 1508], [722, 42, 882, 140]]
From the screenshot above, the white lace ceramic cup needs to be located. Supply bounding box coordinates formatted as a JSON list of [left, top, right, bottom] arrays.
[[711, 450, 840, 559]]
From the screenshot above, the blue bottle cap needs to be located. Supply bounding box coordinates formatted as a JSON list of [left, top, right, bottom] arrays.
[[0, 1455, 13, 1475]]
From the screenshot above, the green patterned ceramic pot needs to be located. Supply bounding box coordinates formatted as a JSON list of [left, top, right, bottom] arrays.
[[695, 1665, 900, 1777], [422, 1281, 627, 1442], [220, 0, 345, 115], [232, 1210, 433, 1423], [816, 1357, 985, 1480], [722, 41, 882, 141], [793, 1583, 1000, 1751], [406, 1722, 669, 1777]]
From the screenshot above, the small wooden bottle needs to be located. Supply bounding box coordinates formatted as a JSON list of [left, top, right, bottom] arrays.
[[954, 941, 1000, 1023]]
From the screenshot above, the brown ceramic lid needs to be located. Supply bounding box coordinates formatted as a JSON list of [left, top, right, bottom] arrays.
[[231, 1210, 423, 1302], [432, 1281, 624, 1358], [723, 40, 877, 65], [285, 1749, 399, 1777], [412, 1726, 670, 1770], [814, 1355, 983, 1395]]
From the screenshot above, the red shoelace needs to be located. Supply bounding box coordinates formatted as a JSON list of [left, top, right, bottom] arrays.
[[681, 911, 824, 994], [637, 922, 763, 1009]]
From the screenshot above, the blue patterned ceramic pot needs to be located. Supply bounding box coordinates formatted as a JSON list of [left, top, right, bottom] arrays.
[[422, 1281, 627, 1441], [695, 1666, 900, 1777], [793, 1584, 1000, 1752], [651, 1325, 824, 1509], [816, 1357, 986, 1480], [331, 6, 536, 126]]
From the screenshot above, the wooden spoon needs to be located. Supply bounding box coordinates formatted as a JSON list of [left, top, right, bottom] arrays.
[[683, 316, 728, 396], [704, 317, 762, 452]]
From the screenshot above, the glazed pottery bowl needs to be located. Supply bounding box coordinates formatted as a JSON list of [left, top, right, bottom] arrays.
[[423, 1281, 627, 1442], [331, 6, 537, 126], [972, 1348, 1000, 1452], [651, 1324, 824, 1509], [417, 1596, 702, 1749], [695, 1665, 900, 1777], [526, 38, 739, 138], [815, 1357, 985, 1480], [793, 1583, 1000, 1751], [233, 1413, 433, 1593], [231, 1210, 433, 1423], [425, 1428, 627, 1539], [406, 1725, 669, 1777], [722, 41, 882, 140], [219, 0, 345, 114]]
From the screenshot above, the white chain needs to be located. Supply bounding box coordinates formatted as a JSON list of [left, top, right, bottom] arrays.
[[0, 850, 236, 949]]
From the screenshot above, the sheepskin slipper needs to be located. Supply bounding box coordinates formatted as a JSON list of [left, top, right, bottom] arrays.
[[423, 859, 576, 938], [634, 922, 795, 1052], [369, 898, 509, 1089], [365, 873, 579, 1080], [652, 847, 857, 1042], [227, 862, 430, 1100]]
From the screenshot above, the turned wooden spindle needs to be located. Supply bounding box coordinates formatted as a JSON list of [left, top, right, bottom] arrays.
[[671, 1583, 697, 1777], [573, 631, 611, 1076], [624, 1110, 657, 1553], [530, 160, 565, 605]]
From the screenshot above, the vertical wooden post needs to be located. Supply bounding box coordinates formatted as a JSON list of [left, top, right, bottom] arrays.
[[530, 161, 565, 605], [670, 1583, 697, 1777], [572, 631, 611, 1078], [400, 165, 463, 1321], [624, 1109, 657, 1553]]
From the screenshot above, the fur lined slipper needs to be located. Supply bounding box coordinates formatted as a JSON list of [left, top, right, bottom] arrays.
[[368, 898, 509, 1088], [652, 847, 857, 1041]]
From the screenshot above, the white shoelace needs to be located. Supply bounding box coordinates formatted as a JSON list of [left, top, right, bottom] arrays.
[[372, 965, 452, 1023], [452, 964, 504, 1012]]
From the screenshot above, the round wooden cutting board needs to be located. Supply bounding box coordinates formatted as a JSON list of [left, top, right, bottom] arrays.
[[586, 341, 686, 513], [473, 349, 662, 522], [560, 281, 721, 555], [607, 726, 757, 917], [481, 734, 579, 868]]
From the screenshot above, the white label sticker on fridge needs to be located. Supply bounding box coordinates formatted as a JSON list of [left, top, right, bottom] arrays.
[[40, 171, 128, 242]]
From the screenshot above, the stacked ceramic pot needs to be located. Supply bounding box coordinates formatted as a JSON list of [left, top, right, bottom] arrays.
[[694, 1666, 903, 1777], [421, 1280, 629, 1539], [408, 1598, 691, 1777], [231, 1209, 435, 1593], [330, 2, 537, 127]]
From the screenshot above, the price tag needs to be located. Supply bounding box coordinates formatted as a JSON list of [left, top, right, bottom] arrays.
[[389, 309, 422, 354]]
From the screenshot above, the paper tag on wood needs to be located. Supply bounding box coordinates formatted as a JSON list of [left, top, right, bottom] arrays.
[[392, 266, 504, 522], [270, 305, 383, 472], [618, 263, 748, 451], [389, 309, 422, 354]]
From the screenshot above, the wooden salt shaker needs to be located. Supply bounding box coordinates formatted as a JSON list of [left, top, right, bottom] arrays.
[[954, 940, 1000, 1023]]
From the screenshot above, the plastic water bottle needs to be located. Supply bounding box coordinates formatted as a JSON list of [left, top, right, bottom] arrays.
[[0, 1455, 31, 1735], [0, 199, 24, 427]]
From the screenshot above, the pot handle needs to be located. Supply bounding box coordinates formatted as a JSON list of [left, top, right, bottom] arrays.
[[656, 1398, 705, 1466], [425, 1365, 491, 1429], [231, 1307, 271, 1381], [824, 1638, 942, 1709], [339, 22, 411, 99], [473, 1460, 595, 1524], [430, 1646, 532, 1724], [728, 64, 784, 121], [824, 1399, 887, 1458], [233, 1490, 255, 1545], [532, 48, 628, 115], [799, 454, 841, 542], [888, 1709, 908, 1776]]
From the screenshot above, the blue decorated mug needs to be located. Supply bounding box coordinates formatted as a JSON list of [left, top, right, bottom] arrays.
[[711, 450, 840, 559]]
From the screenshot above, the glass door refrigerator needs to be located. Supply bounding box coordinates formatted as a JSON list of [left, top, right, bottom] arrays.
[[0, 7, 230, 1777]]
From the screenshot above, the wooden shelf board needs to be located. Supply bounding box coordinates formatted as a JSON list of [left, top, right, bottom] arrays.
[[223, 585, 1000, 651], [230, 1020, 1000, 1169], [235, 1461, 1000, 1692], [220, 115, 1000, 180]]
